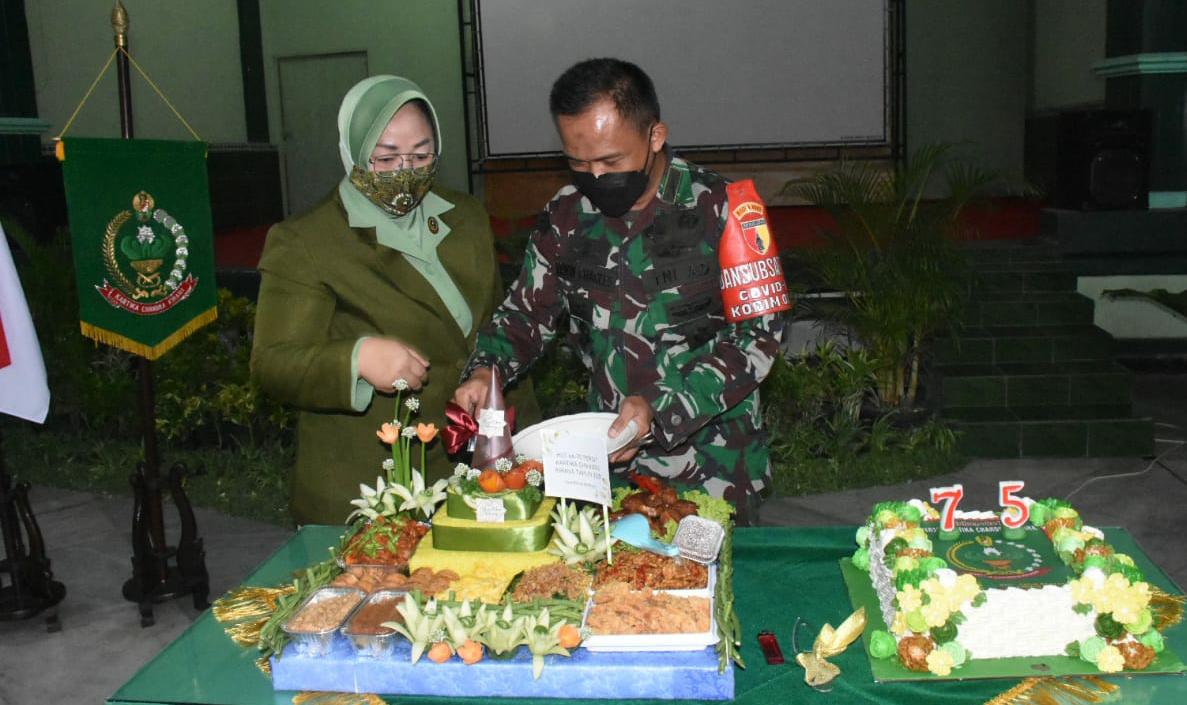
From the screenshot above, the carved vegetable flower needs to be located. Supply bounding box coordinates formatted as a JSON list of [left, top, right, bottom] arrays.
[[376, 422, 401, 444], [417, 423, 439, 443], [521, 608, 572, 679], [390, 469, 449, 519]]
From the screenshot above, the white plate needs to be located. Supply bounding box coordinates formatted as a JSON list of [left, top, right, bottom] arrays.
[[511, 412, 636, 459]]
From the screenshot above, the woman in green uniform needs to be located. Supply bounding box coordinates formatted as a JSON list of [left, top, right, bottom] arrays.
[[251, 75, 535, 525]]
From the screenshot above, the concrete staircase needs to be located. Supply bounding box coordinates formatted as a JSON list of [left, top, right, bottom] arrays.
[[935, 244, 1154, 458]]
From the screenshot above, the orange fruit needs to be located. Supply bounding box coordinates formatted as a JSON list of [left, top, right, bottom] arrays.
[[503, 468, 527, 490], [478, 469, 506, 493]]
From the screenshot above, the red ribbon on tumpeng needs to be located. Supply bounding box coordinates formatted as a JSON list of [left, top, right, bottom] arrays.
[[718, 179, 792, 323]]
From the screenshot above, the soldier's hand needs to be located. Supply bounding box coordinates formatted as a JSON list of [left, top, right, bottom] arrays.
[[452, 367, 492, 416], [609, 396, 653, 464], [358, 337, 430, 392]]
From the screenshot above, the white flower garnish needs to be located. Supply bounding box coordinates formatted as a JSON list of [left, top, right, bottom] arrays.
[[389, 469, 448, 519], [526, 469, 542, 487], [514, 453, 529, 465], [401, 426, 417, 439], [393, 379, 409, 391], [453, 463, 470, 478], [495, 457, 513, 472], [466, 468, 482, 481], [404, 397, 420, 412], [382, 458, 395, 471]]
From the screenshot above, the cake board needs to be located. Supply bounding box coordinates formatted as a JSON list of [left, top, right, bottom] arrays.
[[840, 527, 1187, 682]]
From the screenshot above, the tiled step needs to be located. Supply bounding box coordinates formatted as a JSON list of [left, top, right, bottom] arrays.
[[963, 292, 1095, 328], [935, 325, 1114, 366], [942, 404, 1133, 423], [971, 268, 1078, 294], [951, 416, 1154, 458], [938, 361, 1133, 408]]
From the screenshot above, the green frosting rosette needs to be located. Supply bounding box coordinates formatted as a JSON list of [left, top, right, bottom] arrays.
[[920, 556, 948, 574], [906, 533, 933, 553], [1028, 502, 1051, 527], [1139, 629, 1165, 654], [855, 525, 871, 546], [897, 504, 922, 525], [869, 630, 897, 659], [939, 641, 968, 668], [1052, 527, 1086, 555], [895, 567, 930, 590], [1002, 524, 1027, 540], [1113, 562, 1145, 584], [852, 546, 870, 571], [1124, 608, 1153, 636], [895, 555, 919, 573], [1079, 635, 1107, 663], [906, 609, 928, 633]]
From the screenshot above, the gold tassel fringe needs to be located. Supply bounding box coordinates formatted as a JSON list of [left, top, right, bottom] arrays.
[[1150, 587, 1185, 632], [256, 655, 273, 677], [292, 692, 386, 705], [985, 676, 1119, 705], [80, 306, 217, 360], [212, 585, 295, 650]]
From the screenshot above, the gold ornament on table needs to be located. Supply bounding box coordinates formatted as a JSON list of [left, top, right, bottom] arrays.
[[984, 675, 1118, 705], [794, 607, 867, 688], [292, 692, 385, 705]]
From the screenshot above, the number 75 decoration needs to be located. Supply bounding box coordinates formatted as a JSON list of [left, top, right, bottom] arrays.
[[929, 481, 1030, 532]]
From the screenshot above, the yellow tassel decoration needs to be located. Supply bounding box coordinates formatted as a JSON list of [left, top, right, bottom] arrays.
[[984, 676, 1119, 705], [1149, 587, 1185, 632], [292, 692, 386, 705]]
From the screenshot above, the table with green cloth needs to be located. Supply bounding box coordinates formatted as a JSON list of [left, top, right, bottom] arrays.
[[109, 526, 1187, 705]]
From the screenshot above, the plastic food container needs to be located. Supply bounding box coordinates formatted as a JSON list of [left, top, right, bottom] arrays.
[[341, 589, 407, 658], [580, 582, 719, 652], [282, 587, 365, 657]]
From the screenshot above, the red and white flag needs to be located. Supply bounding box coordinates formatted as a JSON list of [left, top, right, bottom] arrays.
[[0, 222, 50, 423]]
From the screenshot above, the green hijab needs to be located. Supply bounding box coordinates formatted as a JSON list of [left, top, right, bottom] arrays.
[[335, 75, 472, 336]]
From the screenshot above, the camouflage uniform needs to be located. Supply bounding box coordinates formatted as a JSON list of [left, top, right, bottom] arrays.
[[466, 155, 784, 522]]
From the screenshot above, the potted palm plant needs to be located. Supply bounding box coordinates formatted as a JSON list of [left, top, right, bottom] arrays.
[[783, 144, 1014, 409]]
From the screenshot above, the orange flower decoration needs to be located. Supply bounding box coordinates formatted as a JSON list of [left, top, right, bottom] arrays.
[[427, 641, 453, 663], [376, 422, 400, 444], [416, 422, 438, 443]]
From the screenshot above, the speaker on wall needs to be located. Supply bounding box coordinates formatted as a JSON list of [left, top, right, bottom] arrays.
[[1025, 110, 1151, 211]]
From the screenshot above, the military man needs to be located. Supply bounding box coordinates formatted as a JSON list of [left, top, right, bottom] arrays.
[[453, 58, 784, 523]]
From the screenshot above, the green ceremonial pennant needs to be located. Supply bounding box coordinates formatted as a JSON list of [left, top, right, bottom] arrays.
[[61, 137, 217, 359]]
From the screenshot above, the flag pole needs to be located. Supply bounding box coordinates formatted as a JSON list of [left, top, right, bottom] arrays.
[[110, 0, 209, 627]]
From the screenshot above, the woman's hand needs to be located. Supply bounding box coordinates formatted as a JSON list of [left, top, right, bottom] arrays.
[[358, 337, 430, 392]]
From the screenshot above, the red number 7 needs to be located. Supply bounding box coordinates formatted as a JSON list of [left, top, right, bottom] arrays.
[[999, 480, 1029, 529], [930, 484, 964, 532]]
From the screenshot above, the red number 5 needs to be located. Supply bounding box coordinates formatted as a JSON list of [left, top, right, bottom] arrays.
[[999, 481, 1029, 529], [929, 484, 964, 532]]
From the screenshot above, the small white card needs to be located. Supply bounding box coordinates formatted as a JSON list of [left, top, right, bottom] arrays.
[[474, 497, 506, 523], [477, 408, 506, 438], [543, 433, 611, 506]]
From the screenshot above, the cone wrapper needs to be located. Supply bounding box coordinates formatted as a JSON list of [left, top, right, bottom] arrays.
[[471, 364, 515, 469], [719, 179, 791, 323]]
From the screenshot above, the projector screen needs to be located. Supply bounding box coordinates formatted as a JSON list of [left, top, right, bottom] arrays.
[[475, 0, 888, 158]]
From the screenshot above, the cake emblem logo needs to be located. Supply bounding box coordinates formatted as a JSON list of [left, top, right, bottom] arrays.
[[947, 536, 1049, 580], [97, 191, 198, 315]]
